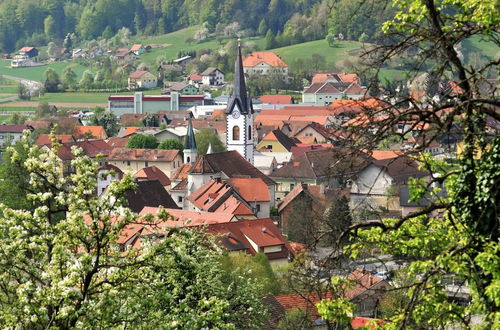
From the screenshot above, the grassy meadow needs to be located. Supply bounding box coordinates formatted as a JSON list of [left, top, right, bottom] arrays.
[[0, 59, 95, 82]]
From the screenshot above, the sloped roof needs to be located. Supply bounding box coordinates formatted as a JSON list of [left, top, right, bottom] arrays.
[[106, 137, 129, 148], [201, 67, 223, 76], [190, 150, 275, 186], [124, 180, 179, 213], [188, 180, 234, 212], [311, 72, 361, 84], [139, 207, 235, 225], [372, 156, 426, 183], [130, 44, 143, 51], [134, 166, 171, 186], [365, 150, 403, 160], [35, 134, 74, 146], [52, 139, 112, 161], [331, 98, 387, 115], [0, 124, 32, 133], [108, 148, 180, 162], [229, 178, 270, 202], [304, 81, 366, 95], [214, 197, 254, 215], [129, 70, 151, 79], [73, 125, 107, 139], [243, 52, 288, 67], [171, 163, 192, 181], [259, 95, 293, 105], [188, 73, 202, 81], [260, 129, 297, 152], [271, 148, 369, 180], [25, 120, 52, 129]]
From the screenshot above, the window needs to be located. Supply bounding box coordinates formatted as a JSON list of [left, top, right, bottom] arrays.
[[232, 125, 240, 140], [290, 183, 295, 190], [178, 196, 183, 203], [256, 204, 261, 212], [127, 161, 131, 166], [248, 125, 251, 139], [186, 156, 190, 163], [145, 161, 148, 167]]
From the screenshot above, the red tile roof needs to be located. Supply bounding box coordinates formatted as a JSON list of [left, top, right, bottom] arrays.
[[35, 134, 74, 146], [243, 52, 288, 67], [24, 120, 52, 129], [139, 207, 236, 225], [259, 129, 297, 152], [130, 44, 143, 51], [134, 166, 171, 186], [330, 98, 387, 115], [364, 150, 403, 160], [106, 137, 129, 148], [259, 95, 293, 104], [214, 196, 254, 216], [129, 70, 151, 79], [73, 125, 107, 139], [0, 124, 32, 133], [311, 72, 361, 84], [229, 178, 270, 202], [108, 148, 180, 162], [171, 163, 192, 181], [188, 73, 202, 81], [50, 140, 113, 161]]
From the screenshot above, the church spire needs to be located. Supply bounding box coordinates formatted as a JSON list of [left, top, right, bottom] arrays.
[[183, 113, 197, 164], [227, 39, 253, 114]]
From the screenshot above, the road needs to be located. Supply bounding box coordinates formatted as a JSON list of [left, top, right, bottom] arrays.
[[0, 74, 43, 101]]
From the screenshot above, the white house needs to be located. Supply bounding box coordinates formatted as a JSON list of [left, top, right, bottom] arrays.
[[200, 67, 225, 86]]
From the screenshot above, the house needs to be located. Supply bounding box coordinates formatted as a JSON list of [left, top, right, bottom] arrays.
[[106, 137, 130, 148], [165, 82, 198, 95], [350, 155, 427, 213], [134, 166, 171, 188], [107, 148, 182, 177], [256, 129, 297, 153], [188, 73, 203, 86], [18, 47, 38, 58], [294, 122, 346, 144], [130, 44, 145, 55], [302, 81, 367, 105], [277, 183, 332, 234], [259, 95, 293, 105], [168, 163, 192, 208], [200, 67, 225, 86], [73, 125, 108, 140], [243, 52, 289, 82], [44, 139, 113, 176], [24, 120, 53, 130], [264, 270, 388, 328], [173, 55, 193, 67], [253, 153, 278, 175], [97, 164, 123, 196], [270, 149, 368, 200], [10, 54, 32, 68], [35, 134, 74, 146], [122, 180, 179, 213], [187, 179, 256, 218], [115, 49, 138, 64], [311, 72, 361, 85], [120, 215, 293, 265], [128, 71, 157, 90], [0, 124, 34, 147]]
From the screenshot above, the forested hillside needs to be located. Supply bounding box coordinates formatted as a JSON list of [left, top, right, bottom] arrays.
[[0, 0, 392, 53]]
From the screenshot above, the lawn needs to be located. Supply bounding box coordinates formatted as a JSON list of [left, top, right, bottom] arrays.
[[464, 35, 499, 59], [0, 60, 95, 83], [0, 106, 36, 112], [137, 26, 266, 65], [271, 39, 363, 65], [26, 88, 164, 103]]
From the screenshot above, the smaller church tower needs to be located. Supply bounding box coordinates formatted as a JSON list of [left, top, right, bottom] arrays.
[[226, 39, 254, 164], [183, 114, 197, 164]]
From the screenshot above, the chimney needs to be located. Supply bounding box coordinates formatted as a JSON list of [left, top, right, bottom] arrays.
[[261, 227, 267, 233]]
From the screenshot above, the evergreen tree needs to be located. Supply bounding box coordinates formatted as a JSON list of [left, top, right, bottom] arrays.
[[264, 29, 277, 50]]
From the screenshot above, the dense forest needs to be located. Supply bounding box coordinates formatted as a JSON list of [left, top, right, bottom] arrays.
[[0, 0, 392, 53]]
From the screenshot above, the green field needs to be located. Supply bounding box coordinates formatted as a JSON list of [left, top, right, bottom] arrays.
[[271, 39, 362, 64], [0, 60, 95, 83], [464, 35, 499, 59], [0, 107, 35, 112], [137, 26, 266, 65], [26, 88, 163, 103]]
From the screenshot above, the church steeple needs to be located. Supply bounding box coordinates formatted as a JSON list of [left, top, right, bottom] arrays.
[[183, 113, 197, 164], [227, 39, 253, 115], [225, 40, 254, 165]]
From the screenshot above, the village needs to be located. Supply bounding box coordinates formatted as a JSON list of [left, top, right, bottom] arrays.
[[0, 34, 489, 327]]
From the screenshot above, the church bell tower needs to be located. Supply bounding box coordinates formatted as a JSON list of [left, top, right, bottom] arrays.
[[226, 39, 254, 164]]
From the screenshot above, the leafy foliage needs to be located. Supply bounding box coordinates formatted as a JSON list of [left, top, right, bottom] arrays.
[[87, 106, 119, 137], [157, 138, 184, 151], [126, 133, 158, 149], [195, 128, 225, 155], [0, 132, 267, 328]]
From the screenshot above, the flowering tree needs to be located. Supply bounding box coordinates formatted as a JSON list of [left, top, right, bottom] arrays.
[[0, 133, 266, 328]]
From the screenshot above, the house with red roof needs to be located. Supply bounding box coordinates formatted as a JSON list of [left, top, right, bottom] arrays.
[[188, 73, 203, 86], [0, 124, 34, 147], [128, 70, 157, 90], [311, 72, 361, 85], [18, 46, 38, 58], [243, 51, 289, 82], [130, 44, 145, 55], [35, 134, 75, 146], [116, 49, 138, 64], [294, 122, 347, 144], [73, 125, 108, 140], [187, 177, 272, 218], [263, 269, 388, 328], [134, 166, 171, 188], [107, 147, 182, 177]]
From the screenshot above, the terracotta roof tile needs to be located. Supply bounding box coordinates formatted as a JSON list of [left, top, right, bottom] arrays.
[[130, 44, 143, 51], [0, 124, 33, 133], [73, 125, 107, 139], [35, 134, 74, 146], [228, 178, 270, 202], [106, 137, 129, 148], [128, 70, 150, 79], [259, 95, 293, 104], [171, 163, 192, 181], [51, 139, 112, 161], [108, 148, 180, 162], [134, 166, 171, 186], [139, 207, 235, 225], [259, 129, 297, 152]]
